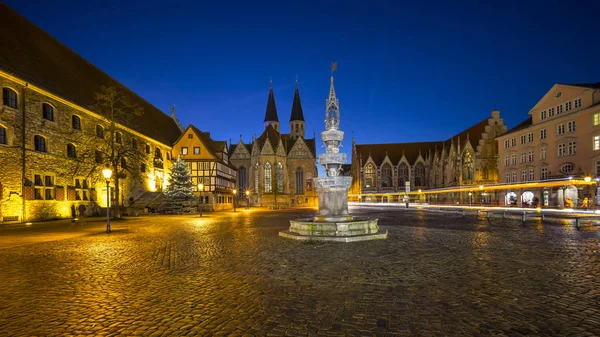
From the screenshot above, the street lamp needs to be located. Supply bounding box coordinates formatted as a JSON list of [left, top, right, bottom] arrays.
[[245, 190, 250, 209], [233, 189, 237, 212], [198, 183, 204, 217], [102, 168, 113, 233], [468, 192, 473, 207]]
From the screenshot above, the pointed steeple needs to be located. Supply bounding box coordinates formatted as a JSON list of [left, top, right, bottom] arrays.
[[264, 81, 279, 123], [290, 82, 305, 122], [325, 76, 340, 130]]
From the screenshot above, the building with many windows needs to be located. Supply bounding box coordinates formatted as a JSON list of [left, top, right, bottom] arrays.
[[171, 126, 237, 211], [496, 83, 600, 207], [229, 82, 317, 207], [0, 4, 182, 222], [350, 110, 507, 203]]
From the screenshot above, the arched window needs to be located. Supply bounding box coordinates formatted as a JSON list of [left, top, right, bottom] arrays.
[[296, 167, 304, 194], [414, 163, 425, 187], [277, 162, 283, 193], [34, 135, 47, 152], [238, 166, 247, 192], [381, 164, 392, 187], [398, 163, 409, 187], [72, 115, 81, 130], [264, 162, 272, 193], [365, 163, 375, 188], [2, 88, 17, 108], [462, 151, 474, 181], [0, 126, 6, 145], [131, 137, 138, 149], [155, 148, 162, 159], [254, 163, 259, 192], [66, 144, 76, 158], [42, 103, 54, 121], [115, 132, 122, 144], [96, 125, 104, 138]]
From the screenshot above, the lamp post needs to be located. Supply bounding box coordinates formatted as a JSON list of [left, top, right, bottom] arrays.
[[233, 189, 237, 212], [468, 192, 473, 207], [245, 190, 250, 209], [102, 168, 113, 233], [198, 183, 204, 217]]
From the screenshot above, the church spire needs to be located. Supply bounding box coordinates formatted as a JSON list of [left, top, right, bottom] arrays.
[[325, 75, 340, 130], [263, 79, 280, 131], [290, 78, 305, 139]]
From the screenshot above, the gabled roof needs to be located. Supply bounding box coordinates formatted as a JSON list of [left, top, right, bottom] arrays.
[[355, 117, 492, 166], [289, 86, 305, 121], [0, 3, 181, 146], [229, 142, 253, 156], [560, 82, 600, 89], [188, 125, 228, 156], [264, 86, 279, 122], [284, 136, 317, 158], [256, 124, 282, 153]]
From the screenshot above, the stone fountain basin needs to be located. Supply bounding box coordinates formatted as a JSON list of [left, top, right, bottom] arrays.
[[279, 217, 388, 242]]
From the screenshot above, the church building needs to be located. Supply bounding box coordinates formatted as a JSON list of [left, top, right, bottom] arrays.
[[229, 81, 318, 207]]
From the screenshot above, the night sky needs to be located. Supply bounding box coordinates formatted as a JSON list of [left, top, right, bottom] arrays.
[[6, 0, 600, 149]]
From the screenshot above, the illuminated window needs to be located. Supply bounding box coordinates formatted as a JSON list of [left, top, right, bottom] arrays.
[[264, 162, 272, 193], [594, 136, 600, 151], [540, 147, 547, 160], [42, 103, 54, 121], [181, 147, 188, 155], [34, 135, 47, 152], [71, 115, 81, 130], [194, 147, 200, 155], [66, 144, 76, 158], [277, 162, 283, 193], [365, 163, 375, 188], [2, 88, 17, 108]]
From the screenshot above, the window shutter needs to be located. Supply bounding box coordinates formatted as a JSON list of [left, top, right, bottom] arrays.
[[55, 186, 65, 201], [67, 186, 76, 201], [23, 186, 34, 200]]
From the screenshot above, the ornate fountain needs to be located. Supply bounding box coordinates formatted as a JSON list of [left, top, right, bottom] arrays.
[[279, 75, 387, 242]]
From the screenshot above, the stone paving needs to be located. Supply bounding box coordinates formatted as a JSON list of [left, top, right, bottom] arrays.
[[1, 207, 600, 336]]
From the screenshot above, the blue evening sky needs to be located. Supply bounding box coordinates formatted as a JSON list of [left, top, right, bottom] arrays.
[[6, 0, 600, 149]]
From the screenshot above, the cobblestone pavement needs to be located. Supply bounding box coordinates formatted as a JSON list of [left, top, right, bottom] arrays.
[[1, 207, 600, 336]]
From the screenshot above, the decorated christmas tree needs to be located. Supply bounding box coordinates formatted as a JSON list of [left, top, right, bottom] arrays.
[[161, 155, 195, 213]]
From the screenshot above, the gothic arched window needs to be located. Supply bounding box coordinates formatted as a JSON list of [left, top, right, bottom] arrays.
[[414, 163, 425, 187], [462, 151, 474, 181], [365, 163, 375, 188], [295, 167, 304, 194], [277, 162, 283, 193], [398, 163, 409, 187], [238, 166, 247, 192], [381, 164, 392, 187], [264, 162, 272, 193]]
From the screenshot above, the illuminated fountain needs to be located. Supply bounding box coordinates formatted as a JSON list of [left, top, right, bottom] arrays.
[[279, 75, 387, 242]]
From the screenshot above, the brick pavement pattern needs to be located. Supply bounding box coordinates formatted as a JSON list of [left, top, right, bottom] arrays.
[[1, 208, 599, 336]]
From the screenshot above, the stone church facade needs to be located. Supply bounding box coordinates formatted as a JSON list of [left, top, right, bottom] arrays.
[[229, 83, 318, 206], [350, 110, 508, 201]]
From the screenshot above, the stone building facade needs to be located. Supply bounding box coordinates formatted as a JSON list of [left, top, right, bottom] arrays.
[[229, 83, 318, 206], [496, 83, 600, 207], [350, 110, 507, 202], [0, 4, 182, 222]]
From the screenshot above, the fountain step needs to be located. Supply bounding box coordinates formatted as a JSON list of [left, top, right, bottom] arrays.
[[279, 230, 388, 242], [287, 218, 382, 237]]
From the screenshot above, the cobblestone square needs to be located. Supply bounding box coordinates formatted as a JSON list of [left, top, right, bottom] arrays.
[[1, 207, 599, 336]]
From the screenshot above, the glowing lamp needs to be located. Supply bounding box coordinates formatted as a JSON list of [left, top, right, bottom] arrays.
[[102, 168, 113, 179], [479, 185, 483, 190], [233, 189, 237, 195], [584, 176, 591, 183], [198, 183, 204, 191], [245, 190, 250, 196]]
